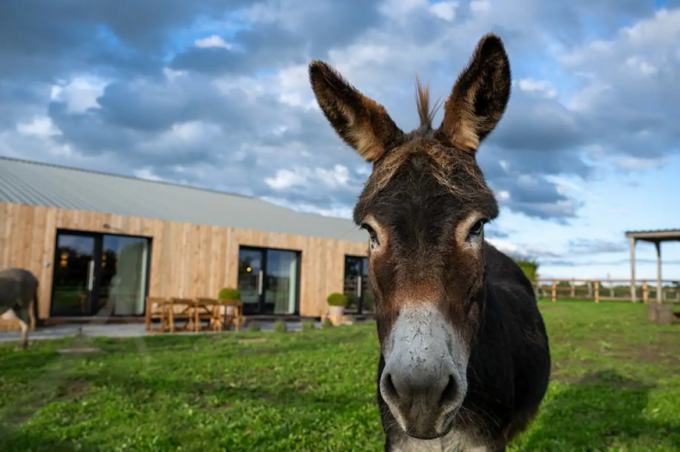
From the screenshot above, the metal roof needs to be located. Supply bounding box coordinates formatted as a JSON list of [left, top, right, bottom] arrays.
[[624, 229, 680, 242], [0, 156, 368, 243]]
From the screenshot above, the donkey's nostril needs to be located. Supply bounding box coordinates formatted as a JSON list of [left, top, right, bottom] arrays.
[[439, 375, 458, 409], [382, 373, 400, 401]]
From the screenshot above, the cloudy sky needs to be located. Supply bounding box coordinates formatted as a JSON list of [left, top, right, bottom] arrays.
[[0, 0, 678, 281]]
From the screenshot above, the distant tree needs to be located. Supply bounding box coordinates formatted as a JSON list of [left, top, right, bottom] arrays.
[[513, 258, 539, 283]]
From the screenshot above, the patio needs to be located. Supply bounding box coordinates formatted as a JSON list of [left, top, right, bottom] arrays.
[[0, 320, 330, 343]]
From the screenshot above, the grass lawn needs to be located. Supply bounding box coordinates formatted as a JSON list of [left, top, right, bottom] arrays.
[[1, 300, 679, 451]]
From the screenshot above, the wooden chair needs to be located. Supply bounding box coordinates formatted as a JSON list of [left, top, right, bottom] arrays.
[[168, 298, 196, 332], [145, 297, 170, 332], [195, 298, 223, 332], [220, 299, 245, 331]]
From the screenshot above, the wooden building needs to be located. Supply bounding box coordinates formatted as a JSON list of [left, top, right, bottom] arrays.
[[0, 157, 373, 331]]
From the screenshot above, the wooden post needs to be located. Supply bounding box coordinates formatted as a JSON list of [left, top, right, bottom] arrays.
[[630, 236, 637, 302], [570, 279, 575, 298], [642, 281, 648, 304], [655, 241, 662, 304], [594, 280, 600, 303], [551, 280, 557, 302]]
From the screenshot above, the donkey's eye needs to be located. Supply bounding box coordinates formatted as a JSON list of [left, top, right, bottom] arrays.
[[468, 219, 486, 239], [361, 223, 380, 249]]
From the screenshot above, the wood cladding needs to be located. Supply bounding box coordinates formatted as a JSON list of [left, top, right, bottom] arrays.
[[0, 202, 368, 328]]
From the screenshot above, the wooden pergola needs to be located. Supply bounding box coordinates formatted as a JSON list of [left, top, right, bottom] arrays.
[[626, 229, 680, 303]]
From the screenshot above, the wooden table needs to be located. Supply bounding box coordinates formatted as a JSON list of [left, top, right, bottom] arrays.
[[168, 298, 196, 332]]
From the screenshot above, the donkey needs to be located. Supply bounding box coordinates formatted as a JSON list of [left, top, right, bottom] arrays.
[[309, 34, 551, 451], [0, 268, 39, 350]]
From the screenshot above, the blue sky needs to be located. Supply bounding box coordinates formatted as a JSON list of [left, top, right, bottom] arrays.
[[0, 0, 678, 281]]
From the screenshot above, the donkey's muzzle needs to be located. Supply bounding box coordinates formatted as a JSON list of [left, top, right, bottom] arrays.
[[380, 356, 459, 439], [378, 304, 467, 439]]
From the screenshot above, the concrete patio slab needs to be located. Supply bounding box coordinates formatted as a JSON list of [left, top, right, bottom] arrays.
[[0, 319, 374, 343]]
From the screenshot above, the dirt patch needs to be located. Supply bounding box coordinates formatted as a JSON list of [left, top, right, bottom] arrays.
[[577, 372, 649, 389], [236, 347, 279, 356], [561, 334, 680, 365], [54, 379, 91, 402], [56, 347, 104, 354], [4, 379, 91, 425], [550, 359, 592, 384], [238, 338, 267, 344], [551, 366, 651, 389]]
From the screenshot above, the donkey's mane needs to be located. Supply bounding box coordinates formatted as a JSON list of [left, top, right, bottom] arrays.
[[358, 77, 490, 208], [415, 75, 443, 131]]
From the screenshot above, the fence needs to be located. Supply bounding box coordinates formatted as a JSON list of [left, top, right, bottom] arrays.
[[534, 278, 680, 303]]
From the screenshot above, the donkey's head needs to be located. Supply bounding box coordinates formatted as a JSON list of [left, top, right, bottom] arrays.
[[309, 34, 511, 439]]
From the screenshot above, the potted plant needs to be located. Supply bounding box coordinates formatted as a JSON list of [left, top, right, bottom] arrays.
[[219, 287, 241, 315], [327, 292, 348, 318], [655, 303, 676, 326]]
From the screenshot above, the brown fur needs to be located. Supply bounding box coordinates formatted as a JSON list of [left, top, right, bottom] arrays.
[[309, 61, 404, 161], [309, 33, 550, 451], [437, 34, 511, 153], [415, 75, 443, 131]]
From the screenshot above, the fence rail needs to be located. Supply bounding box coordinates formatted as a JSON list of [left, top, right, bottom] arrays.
[[533, 278, 680, 303]]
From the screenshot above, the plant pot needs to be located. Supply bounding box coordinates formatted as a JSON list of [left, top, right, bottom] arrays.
[[328, 306, 344, 317], [648, 304, 659, 322], [655, 304, 675, 326]]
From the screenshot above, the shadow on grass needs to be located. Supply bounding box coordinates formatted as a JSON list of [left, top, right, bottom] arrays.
[[0, 348, 62, 377], [0, 372, 381, 452], [0, 424, 102, 452], [518, 370, 680, 451]]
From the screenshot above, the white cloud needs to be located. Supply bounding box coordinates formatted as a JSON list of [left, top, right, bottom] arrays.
[[195, 35, 232, 49], [516, 78, 557, 98], [133, 168, 166, 181], [16, 116, 61, 139], [264, 168, 308, 190], [429, 1, 457, 21], [624, 56, 657, 76], [497, 190, 511, 200], [264, 164, 352, 190], [50, 75, 108, 113], [616, 157, 669, 169], [262, 196, 355, 219], [487, 238, 519, 254], [469, 0, 490, 15], [276, 64, 318, 109], [379, 0, 429, 19]]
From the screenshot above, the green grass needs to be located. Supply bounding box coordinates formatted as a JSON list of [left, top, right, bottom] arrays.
[[0, 300, 678, 451]]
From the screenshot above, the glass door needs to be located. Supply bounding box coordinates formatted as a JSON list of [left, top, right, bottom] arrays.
[[238, 247, 265, 315], [51, 230, 151, 317], [343, 256, 362, 313], [99, 235, 150, 316], [51, 232, 99, 316], [361, 258, 375, 313], [343, 256, 374, 314], [264, 249, 300, 315], [237, 246, 300, 316]]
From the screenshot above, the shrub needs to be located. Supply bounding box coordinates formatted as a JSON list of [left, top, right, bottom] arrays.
[[248, 322, 261, 332], [327, 292, 348, 307], [514, 258, 539, 283], [273, 320, 287, 333], [301, 321, 315, 332], [322, 318, 334, 329], [218, 287, 241, 301]]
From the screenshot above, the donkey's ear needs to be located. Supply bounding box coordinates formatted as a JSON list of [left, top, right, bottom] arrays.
[[436, 33, 511, 153], [309, 60, 404, 162]]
